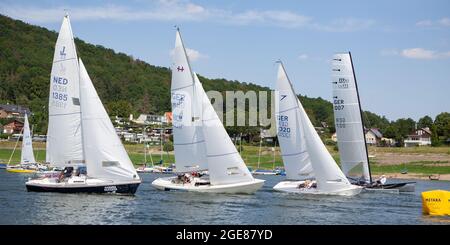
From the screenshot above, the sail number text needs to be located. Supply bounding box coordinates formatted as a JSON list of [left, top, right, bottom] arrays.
[[333, 98, 345, 111], [277, 115, 291, 138]]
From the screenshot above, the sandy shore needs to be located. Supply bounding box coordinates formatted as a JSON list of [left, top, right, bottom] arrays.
[[372, 173, 450, 181]]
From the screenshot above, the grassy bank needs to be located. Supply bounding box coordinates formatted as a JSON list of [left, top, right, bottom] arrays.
[[1, 141, 449, 176]]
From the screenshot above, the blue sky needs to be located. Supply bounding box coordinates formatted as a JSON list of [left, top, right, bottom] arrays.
[[1, 0, 449, 121]]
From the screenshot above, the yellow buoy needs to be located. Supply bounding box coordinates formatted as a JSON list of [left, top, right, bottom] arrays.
[[422, 190, 450, 216]]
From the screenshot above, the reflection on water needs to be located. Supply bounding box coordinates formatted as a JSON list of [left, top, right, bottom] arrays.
[[0, 171, 449, 224]]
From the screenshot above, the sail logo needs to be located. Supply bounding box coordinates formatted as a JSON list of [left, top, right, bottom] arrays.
[[177, 66, 184, 72], [104, 186, 117, 192], [171, 93, 185, 107], [280, 95, 287, 101], [60, 46, 67, 59]]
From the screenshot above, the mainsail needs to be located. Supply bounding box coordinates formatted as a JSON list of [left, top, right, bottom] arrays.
[[331, 53, 371, 183], [275, 62, 314, 180], [79, 59, 139, 181], [170, 29, 208, 172], [277, 62, 351, 193], [196, 73, 255, 185], [20, 114, 36, 164], [46, 14, 83, 167]]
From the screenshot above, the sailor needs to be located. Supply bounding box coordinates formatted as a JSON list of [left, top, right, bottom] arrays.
[[375, 175, 387, 186]]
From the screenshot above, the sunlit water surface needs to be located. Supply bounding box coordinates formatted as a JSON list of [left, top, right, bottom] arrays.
[[0, 171, 449, 224]]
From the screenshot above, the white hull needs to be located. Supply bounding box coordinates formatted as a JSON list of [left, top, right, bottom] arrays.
[[152, 176, 265, 194], [363, 188, 399, 194], [273, 180, 362, 196], [252, 171, 277, 176]]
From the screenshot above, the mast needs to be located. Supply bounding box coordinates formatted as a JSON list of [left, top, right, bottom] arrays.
[[348, 52, 372, 183]]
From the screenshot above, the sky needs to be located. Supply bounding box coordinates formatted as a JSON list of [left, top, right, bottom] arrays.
[[1, 0, 449, 121]]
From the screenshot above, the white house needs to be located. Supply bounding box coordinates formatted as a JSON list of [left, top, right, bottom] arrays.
[[365, 128, 383, 145], [331, 128, 383, 145], [133, 114, 166, 125], [404, 127, 432, 147]]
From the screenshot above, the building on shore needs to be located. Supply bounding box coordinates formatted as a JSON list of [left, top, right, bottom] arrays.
[[404, 127, 432, 147], [0, 104, 30, 119]]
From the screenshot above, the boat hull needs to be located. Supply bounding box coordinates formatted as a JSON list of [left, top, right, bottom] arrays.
[[363, 182, 415, 193], [6, 168, 37, 173], [0, 163, 7, 169], [273, 180, 362, 196], [26, 179, 141, 194], [152, 176, 265, 194]]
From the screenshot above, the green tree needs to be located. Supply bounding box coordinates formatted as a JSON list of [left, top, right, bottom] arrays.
[[417, 115, 433, 129], [434, 112, 450, 138], [430, 124, 440, 146]]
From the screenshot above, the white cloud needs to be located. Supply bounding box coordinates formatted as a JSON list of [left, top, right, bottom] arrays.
[[416, 17, 450, 28], [416, 20, 433, 27], [381, 48, 450, 59], [314, 18, 375, 32], [0, 0, 374, 32], [298, 54, 308, 60], [169, 47, 208, 62], [401, 48, 436, 59], [439, 17, 450, 27]]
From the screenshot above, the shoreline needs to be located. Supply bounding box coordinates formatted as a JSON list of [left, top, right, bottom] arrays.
[[372, 173, 450, 181]]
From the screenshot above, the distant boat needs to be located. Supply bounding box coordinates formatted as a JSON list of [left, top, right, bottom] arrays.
[[151, 28, 264, 194], [428, 174, 440, 181], [251, 169, 278, 176], [273, 61, 362, 196], [6, 114, 45, 173], [331, 53, 415, 193], [0, 163, 6, 169]]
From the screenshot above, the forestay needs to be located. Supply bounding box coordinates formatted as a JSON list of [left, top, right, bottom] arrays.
[[331, 53, 371, 183], [79, 59, 139, 182], [46, 15, 83, 167]]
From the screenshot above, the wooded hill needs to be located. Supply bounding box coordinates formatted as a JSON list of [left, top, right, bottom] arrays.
[[1, 14, 448, 144]]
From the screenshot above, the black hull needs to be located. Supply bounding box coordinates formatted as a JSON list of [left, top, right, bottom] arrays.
[[363, 182, 415, 192], [26, 183, 140, 194]]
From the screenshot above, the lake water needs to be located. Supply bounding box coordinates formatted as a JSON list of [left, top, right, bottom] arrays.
[[0, 170, 449, 225]]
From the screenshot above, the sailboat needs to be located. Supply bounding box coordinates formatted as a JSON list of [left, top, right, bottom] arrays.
[[26, 59, 141, 194], [331, 52, 415, 193], [151, 29, 264, 194], [273, 61, 362, 196], [6, 114, 44, 173], [45, 14, 84, 170]]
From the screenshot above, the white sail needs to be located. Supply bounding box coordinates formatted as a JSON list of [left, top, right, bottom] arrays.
[[275, 63, 314, 180], [331, 53, 371, 183], [20, 114, 36, 164], [79, 59, 139, 182], [278, 62, 351, 193], [46, 14, 83, 167], [196, 73, 254, 185], [171, 30, 208, 172]]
